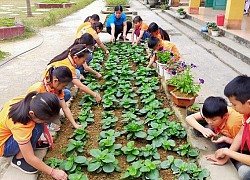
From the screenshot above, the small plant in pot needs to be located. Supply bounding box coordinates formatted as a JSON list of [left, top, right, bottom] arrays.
[[211, 26, 220, 37], [160, 0, 170, 10], [170, 65, 204, 107], [206, 22, 217, 35], [176, 8, 187, 19], [186, 104, 200, 116]]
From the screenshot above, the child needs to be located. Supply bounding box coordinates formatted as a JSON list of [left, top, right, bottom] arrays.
[[147, 36, 180, 68], [48, 44, 102, 103], [57, 33, 101, 79], [76, 22, 109, 54], [76, 14, 100, 36], [131, 16, 151, 45], [0, 92, 67, 179], [186, 96, 243, 148], [28, 66, 81, 129], [206, 75, 250, 180], [106, 5, 132, 42], [148, 22, 170, 41]]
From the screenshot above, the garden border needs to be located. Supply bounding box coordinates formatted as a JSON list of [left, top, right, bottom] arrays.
[[35, 2, 76, 8], [0, 25, 25, 40]]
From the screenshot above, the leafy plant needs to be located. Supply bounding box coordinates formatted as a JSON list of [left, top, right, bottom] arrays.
[[162, 139, 176, 151], [173, 144, 199, 158], [177, 8, 187, 15], [206, 22, 217, 28], [166, 121, 187, 138], [60, 156, 88, 173], [119, 96, 138, 109], [121, 160, 162, 179], [0, 18, 16, 27], [66, 140, 85, 156], [77, 107, 94, 124], [68, 173, 88, 180], [139, 144, 160, 160], [101, 116, 118, 130], [70, 127, 89, 141], [87, 149, 121, 173], [122, 111, 140, 123], [123, 120, 147, 139], [121, 141, 140, 162], [45, 157, 63, 168]]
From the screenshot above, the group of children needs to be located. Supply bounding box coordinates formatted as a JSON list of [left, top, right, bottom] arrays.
[[0, 4, 249, 180], [186, 76, 250, 180]]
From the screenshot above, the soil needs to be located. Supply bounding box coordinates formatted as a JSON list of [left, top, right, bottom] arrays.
[[38, 45, 193, 180]]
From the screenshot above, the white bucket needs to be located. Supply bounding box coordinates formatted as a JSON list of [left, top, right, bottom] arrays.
[[156, 61, 165, 76], [163, 68, 172, 80]]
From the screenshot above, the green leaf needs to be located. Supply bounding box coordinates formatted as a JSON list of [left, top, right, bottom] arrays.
[[161, 160, 171, 169], [64, 161, 73, 171], [90, 149, 102, 158], [74, 156, 86, 164], [198, 169, 210, 179], [103, 154, 115, 163], [135, 131, 147, 138], [174, 159, 184, 168], [121, 172, 130, 179], [103, 163, 115, 173], [147, 169, 160, 179], [127, 154, 136, 162], [87, 161, 101, 172], [179, 173, 190, 180]]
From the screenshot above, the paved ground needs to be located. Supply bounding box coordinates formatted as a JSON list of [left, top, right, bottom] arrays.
[[1, 0, 250, 179]]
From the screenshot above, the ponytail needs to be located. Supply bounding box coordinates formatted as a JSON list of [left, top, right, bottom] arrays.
[[159, 27, 170, 41], [9, 92, 60, 125], [48, 44, 90, 65]]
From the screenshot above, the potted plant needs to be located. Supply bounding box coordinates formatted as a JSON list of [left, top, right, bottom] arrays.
[[160, 0, 170, 10], [186, 104, 200, 116], [176, 8, 187, 19], [206, 22, 217, 35], [170, 66, 204, 107], [211, 26, 220, 37]]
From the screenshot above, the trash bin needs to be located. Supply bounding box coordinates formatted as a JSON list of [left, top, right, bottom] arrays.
[[217, 14, 225, 26]]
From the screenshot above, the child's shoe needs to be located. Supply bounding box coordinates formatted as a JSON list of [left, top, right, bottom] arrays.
[[11, 155, 38, 174]]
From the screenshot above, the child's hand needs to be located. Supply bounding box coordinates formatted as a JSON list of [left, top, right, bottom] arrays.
[[215, 148, 228, 159], [96, 73, 102, 79], [201, 127, 216, 138], [205, 153, 229, 165], [74, 124, 82, 129], [95, 93, 102, 103], [211, 135, 232, 144], [51, 169, 67, 180]]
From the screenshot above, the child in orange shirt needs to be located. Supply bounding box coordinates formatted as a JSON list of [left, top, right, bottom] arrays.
[[131, 16, 151, 45], [148, 22, 170, 41], [147, 36, 180, 68], [186, 96, 243, 149], [48, 44, 102, 103], [0, 92, 67, 179], [206, 75, 250, 180]]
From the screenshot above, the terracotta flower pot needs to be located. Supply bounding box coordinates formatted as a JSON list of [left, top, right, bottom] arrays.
[[166, 83, 176, 93], [170, 90, 197, 107]]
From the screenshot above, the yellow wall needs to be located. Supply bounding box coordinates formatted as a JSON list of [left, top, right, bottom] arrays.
[[225, 0, 245, 20], [189, 0, 201, 7]]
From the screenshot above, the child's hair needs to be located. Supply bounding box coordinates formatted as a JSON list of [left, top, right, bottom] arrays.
[[224, 75, 250, 103], [148, 22, 170, 41], [133, 16, 142, 24], [49, 44, 90, 65], [92, 22, 103, 31], [84, 14, 100, 22], [202, 96, 228, 118], [9, 92, 60, 125], [48, 66, 73, 83], [114, 5, 123, 12], [148, 36, 160, 49]]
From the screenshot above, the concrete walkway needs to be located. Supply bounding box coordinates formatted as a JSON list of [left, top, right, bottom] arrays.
[[0, 0, 250, 179]]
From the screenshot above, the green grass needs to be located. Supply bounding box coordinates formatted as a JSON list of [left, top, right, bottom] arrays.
[[105, 0, 128, 5], [0, 18, 16, 27], [0, 0, 94, 41], [41, 0, 69, 3], [0, 51, 9, 61], [107, 7, 128, 11]]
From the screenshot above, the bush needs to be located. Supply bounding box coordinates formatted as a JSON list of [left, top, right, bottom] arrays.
[[105, 0, 128, 5], [0, 18, 16, 27]]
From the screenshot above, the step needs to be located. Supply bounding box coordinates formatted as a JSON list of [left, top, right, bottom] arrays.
[[185, 13, 250, 49], [160, 9, 250, 66]]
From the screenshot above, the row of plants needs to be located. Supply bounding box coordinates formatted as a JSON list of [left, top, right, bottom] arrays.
[[43, 42, 209, 180]]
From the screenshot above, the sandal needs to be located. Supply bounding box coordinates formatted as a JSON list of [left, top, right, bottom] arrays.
[[48, 123, 60, 132], [36, 140, 50, 149]]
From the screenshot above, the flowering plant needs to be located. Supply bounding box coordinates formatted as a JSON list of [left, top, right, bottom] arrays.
[[168, 65, 204, 96], [157, 50, 180, 64]]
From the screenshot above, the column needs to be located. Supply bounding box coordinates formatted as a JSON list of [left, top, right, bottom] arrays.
[[188, 0, 200, 14], [171, 0, 180, 7], [224, 0, 245, 29]]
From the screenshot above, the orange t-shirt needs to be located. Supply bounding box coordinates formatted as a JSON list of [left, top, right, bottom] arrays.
[[134, 22, 148, 31], [162, 40, 180, 55], [216, 107, 243, 138], [0, 96, 35, 156], [76, 22, 98, 40], [46, 58, 77, 79], [28, 82, 64, 100], [155, 33, 162, 41]]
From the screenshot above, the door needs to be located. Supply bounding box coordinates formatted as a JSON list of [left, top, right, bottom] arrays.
[[213, 0, 227, 10], [205, 0, 213, 7]]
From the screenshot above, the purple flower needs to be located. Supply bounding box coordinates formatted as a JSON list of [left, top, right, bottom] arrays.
[[191, 63, 197, 68], [199, 78, 205, 84], [172, 71, 177, 75], [181, 61, 186, 67]]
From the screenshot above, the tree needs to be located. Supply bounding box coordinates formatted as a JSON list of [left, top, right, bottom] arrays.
[[26, 0, 33, 17]]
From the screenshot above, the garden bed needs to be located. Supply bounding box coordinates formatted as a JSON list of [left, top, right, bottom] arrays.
[[38, 42, 209, 180], [0, 25, 25, 40], [35, 2, 76, 8]]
